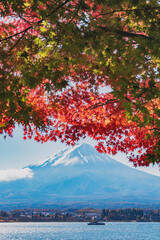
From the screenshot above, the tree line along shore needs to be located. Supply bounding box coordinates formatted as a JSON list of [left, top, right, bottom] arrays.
[[0, 208, 160, 222]]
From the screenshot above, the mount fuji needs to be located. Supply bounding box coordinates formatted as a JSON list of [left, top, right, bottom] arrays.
[[0, 143, 160, 208]]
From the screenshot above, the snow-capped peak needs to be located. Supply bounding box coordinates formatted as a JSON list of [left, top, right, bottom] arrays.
[[28, 143, 111, 168]]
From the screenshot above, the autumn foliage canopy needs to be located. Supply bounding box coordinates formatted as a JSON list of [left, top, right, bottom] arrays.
[[0, 0, 160, 166]]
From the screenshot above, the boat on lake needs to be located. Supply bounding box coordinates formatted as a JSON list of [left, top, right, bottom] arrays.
[[87, 222, 105, 225]]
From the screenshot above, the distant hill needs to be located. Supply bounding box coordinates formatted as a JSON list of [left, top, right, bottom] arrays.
[[0, 143, 160, 209]]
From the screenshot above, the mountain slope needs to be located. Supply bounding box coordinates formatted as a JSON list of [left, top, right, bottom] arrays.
[[0, 143, 160, 208]]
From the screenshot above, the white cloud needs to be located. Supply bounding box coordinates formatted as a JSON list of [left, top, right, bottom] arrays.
[[0, 168, 33, 182]]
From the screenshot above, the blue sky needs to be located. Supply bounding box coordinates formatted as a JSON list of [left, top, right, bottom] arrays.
[[0, 126, 66, 169], [0, 125, 159, 177]]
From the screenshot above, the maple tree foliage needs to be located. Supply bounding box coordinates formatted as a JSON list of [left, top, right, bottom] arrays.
[[0, 0, 160, 166]]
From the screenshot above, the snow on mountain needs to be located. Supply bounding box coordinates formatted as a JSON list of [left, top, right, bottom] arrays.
[[0, 143, 160, 208], [29, 143, 112, 168]]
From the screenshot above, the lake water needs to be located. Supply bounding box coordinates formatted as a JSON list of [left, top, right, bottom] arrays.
[[0, 222, 159, 240]]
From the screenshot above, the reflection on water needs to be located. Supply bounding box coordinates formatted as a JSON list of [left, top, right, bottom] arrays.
[[0, 222, 159, 240]]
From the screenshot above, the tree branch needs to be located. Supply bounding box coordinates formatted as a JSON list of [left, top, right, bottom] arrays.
[[84, 99, 119, 110], [19, 15, 31, 25], [0, 0, 71, 42], [0, 26, 32, 42], [37, 0, 71, 25], [95, 6, 160, 17], [67, 0, 82, 25], [8, 30, 27, 52], [100, 26, 152, 40]]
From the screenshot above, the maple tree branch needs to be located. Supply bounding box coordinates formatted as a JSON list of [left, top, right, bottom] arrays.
[[84, 99, 119, 110], [0, 26, 32, 42], [149, 128, 160, 134], [88, 6, 160, 23], [96, 6, 160, 17], [37, 0, 71, 25], [0, 0, 71, 42], [67, 0, 82, 25], [100, 26, 152, 40], [8, 30, 27, 52], [124, 96, 149, 108], [46, 0, 82, 55], [84, 96, 149, 112], [116, 30, 152, 40], [106, 107, 123, 118], [19, 15, 31, 25], [72, 99, 122, 120], [79, 18, 153, 41]]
